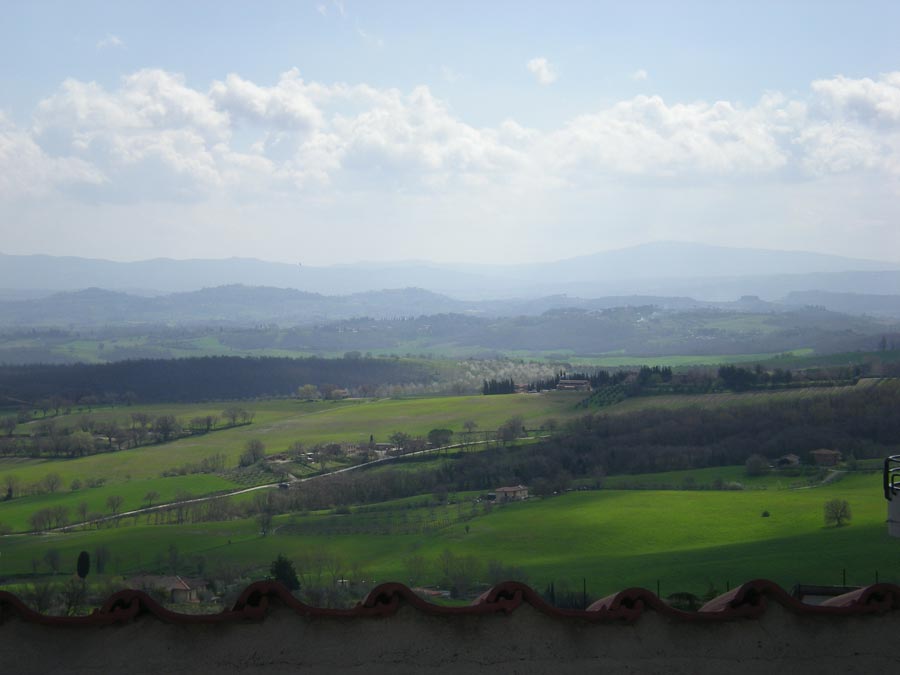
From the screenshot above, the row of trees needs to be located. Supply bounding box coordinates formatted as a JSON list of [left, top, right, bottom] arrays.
[[482, 378, 516, 395], [0, 407, 253, 461], [0, 355, 439, 403], [28, 495, 126, 532], [3, 471, 108, 501], [718, 364, 794, 390]]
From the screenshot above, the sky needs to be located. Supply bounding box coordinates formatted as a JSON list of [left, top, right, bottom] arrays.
[[2, 0, 900, 265]]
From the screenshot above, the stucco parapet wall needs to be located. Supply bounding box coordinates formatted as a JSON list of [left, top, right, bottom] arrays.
[[2, 580, 900, 674]]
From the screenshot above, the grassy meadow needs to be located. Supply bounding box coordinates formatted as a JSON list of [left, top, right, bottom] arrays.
[[2, 382, 897, 604], [565, 349, 814, 368], [0, 470, 892, 599], [603, 377, 882, 415], [0, 392, 584, 531]]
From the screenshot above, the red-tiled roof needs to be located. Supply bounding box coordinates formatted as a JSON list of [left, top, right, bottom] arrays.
[[2, 579, 899, 626]]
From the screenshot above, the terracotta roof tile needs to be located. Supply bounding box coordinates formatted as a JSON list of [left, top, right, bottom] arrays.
[[4, 579, 900, 627]]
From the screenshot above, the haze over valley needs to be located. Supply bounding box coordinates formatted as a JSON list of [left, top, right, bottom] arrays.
[[3, 1, 900, 632]]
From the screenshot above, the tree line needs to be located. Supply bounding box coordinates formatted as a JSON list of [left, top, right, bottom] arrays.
[[0, 407, 253, 462], [242, 380, 900, 510], [0, 355, 440, 404]]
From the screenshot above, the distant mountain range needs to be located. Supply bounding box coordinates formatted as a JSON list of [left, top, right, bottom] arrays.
[[2, 282, 900, 329], [0, 285, 725, 327], [2, 242, 898, 300]]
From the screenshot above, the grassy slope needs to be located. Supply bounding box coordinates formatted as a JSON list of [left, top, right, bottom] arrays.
[[1, 471, 891, 598], [0, 474, 236, 531], [567, 349, 814, 368], [0, 393, 584, 529], [601, 378, 881, 415], [3, 383, 895, 598], [3, 393, 583, 482]]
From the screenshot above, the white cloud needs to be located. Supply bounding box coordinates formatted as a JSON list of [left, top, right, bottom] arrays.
[[96, 34, 124, 50], [0, 112, 104, 198], [811, 72, 900, 124], [798, 72, 900, 176], [316, 3, 327, 16], [527, 57, 557, 85], [632, 69, 649, 81], [543, 95, 789, 179], [209, 69, 323, 131], [5, 67, 900, 264]]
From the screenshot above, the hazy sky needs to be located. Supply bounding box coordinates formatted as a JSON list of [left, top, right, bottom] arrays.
[[2, 0, 900, 265]]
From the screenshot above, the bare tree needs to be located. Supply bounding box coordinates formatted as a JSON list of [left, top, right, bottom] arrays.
[[106, 494, 124, 517], [26, 582, 57, 613], [3, 474, 21, 500], [98, 421, 121, 449], [254, 491, 275, 536], [43, 472, 62, 493], [497, 415, 525, 445], [239, 439, 266, 466], [153, 415, 181, 442], [49, 505, 69, 529], [61, 578, 86, 616], [257, 511, 274, 536], [144, 490, 160, 508], [824, 499, 852, 527], [222, 407, 239, 426], [77, 501, 89, 526], [29, 509, 51, 532]]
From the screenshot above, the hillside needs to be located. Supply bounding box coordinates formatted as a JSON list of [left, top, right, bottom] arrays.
[[2, 242, 898, 299], [1, 303, 895, 365]]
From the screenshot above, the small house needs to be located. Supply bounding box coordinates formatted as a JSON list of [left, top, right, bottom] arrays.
[[127, 575, 207, 603], [494, 485, 529, 502], [556, 380, 591, 391], [810, 449, 842, 466]]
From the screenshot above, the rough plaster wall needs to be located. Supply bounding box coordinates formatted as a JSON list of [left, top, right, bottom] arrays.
[[1, 605, 897, 674]]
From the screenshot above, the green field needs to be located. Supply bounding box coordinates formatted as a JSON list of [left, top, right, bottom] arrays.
[[565, 349, 814, 368], [2, 383, 896, 604], [0, 470, 892, 599], [603, 377, 881, 415], [0, 474, 237, 532], [0, 392, 585, 532], [599, 464, 833, 490]]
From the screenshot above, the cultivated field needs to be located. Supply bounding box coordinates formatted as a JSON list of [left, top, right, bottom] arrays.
[[603, 377, 883, 415], [0, 470, 891, 599], [0, 392, 584, 532], [2, 381, 895, 603]]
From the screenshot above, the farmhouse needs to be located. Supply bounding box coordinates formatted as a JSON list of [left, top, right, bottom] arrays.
[[556, 379, 591, 391], [125, 575, 207, 603], [810, 449, 842, 466], [494, 485, 529, 502]]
